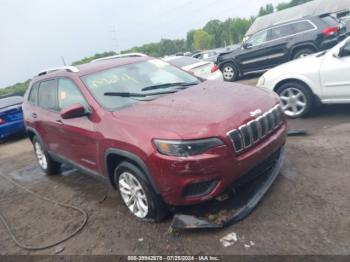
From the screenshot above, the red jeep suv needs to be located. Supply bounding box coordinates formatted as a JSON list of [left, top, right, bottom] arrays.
[[23, 56, 287, 222]]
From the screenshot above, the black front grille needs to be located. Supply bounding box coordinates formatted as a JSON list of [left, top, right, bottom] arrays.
[[183, 180, 218, 198], [227, 105, 283, 153]]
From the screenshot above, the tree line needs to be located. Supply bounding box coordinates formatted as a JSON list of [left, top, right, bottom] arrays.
[[0, 0, 312, 97]]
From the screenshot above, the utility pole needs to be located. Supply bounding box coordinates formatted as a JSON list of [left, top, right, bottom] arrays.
[[110, 25, 119, 54], [60, 56, 67, 66]]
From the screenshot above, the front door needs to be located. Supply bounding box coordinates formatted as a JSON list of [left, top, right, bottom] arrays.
[[320, 41, 350, 101], [56, 78, 99, 171]]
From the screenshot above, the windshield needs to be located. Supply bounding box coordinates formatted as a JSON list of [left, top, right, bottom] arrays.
[[82, 59, 200, 110]]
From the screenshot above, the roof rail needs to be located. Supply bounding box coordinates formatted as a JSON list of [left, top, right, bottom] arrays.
[[91, 53, 147, 63], [37, 66, 79, 76], [272, 16, 304, 26]]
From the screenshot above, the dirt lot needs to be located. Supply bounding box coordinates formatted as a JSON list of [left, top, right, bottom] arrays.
[[0, 78, 349, 255]]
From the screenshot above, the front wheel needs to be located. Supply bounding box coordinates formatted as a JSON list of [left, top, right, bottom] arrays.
[[115, 162, 168, 222], [221, 63, 239, 81], [276, 82, 313, 118]]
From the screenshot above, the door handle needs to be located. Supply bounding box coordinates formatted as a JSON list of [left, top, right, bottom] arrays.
[[55, 119, 64, 125], [31, 113, 38, 118]]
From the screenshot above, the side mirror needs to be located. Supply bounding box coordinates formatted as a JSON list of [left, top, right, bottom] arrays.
[[60, 103, 88, 119], [333, 47, 341, 58], [338, 44, 350, 58], [243, 42, 253, 49]]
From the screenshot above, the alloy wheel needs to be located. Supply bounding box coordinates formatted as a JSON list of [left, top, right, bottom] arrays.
[[34, 142, 48, 170], [223, 66, 234, 80], [297, 53, 310, 59], [279, 87, 307, 117], [118, 172, 149, 218]]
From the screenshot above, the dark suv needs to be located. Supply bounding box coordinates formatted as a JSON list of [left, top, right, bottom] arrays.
[[218, 14, 346, 81], [23, 57, 287, 222]]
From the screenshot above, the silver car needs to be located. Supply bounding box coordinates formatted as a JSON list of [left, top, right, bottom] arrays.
[[163, 56, 223, 80]]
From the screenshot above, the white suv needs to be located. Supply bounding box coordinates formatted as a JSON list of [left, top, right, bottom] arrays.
[[257, 37, 350, 118]]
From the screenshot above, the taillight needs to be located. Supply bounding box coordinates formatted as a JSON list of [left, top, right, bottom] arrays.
[[322, 26, 339, 37], [211, 64, 219, 73], [0, 117, 5, 125]]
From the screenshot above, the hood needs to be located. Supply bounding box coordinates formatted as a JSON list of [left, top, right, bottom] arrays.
[[113, 81, 279, 139]]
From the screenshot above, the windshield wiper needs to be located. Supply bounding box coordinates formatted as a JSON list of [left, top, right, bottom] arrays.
[[104, 90, 178, 97], [141, 81, 198, 92]]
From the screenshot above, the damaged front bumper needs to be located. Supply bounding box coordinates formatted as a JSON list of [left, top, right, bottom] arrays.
[[170, 147, 285, 229]]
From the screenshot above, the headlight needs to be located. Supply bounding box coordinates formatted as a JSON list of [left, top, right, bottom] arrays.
[[153, 138, 224, 157], [257, 76, 265, 87]]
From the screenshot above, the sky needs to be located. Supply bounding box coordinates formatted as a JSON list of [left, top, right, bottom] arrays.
[[0, 0, 283, 88]]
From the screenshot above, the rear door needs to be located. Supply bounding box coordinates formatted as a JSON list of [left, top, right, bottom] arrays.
[[36, 79, 63, 153], [267, 23, 295, 63]]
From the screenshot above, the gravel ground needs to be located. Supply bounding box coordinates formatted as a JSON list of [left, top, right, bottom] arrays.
[[0, 78, 349, 255]]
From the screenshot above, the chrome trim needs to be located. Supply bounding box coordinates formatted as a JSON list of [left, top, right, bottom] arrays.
[[226, 129, 244, 153], [238, 125, 249, 149], [91, 53, 147, 63], [38, 66, 79, 76], [227, 105, 283, 153], [241, 53, 285, 65], [245, 19, 317, 48]]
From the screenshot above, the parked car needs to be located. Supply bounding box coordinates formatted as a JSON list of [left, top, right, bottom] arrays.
[[192, 49, 221, 62], [193, 47, 240, 63], [257, 36, 350, 118], [217, 14, 347, 81], [0, 96, 25, 140], [23, 57, 287, 221], [163, 56, 223, 80]]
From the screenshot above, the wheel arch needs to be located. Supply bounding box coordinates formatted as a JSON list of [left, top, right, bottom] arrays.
[[104, 148, 160, 194], [290, 43, 318, 59], [273, 78, 321, 105], [219, 59, 241, 75], [26, 127, 47, 149]]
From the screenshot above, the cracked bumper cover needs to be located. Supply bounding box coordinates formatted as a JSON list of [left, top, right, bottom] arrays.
[[170, 147, 286, 229]]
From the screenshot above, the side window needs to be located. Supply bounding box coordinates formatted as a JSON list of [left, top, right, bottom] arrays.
[[269, 24, 293, 41], [38, 79, 58, 111], [28, 83, 39, 105], [58, 78, 88, 110], [292, 21, 315, 33], [246, 30, 268, 46]]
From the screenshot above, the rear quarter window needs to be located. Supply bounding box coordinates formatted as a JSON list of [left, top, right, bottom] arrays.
[[292, 21, 315, 33], [28, 83, 39, 105], [321, 16, 338, 26]]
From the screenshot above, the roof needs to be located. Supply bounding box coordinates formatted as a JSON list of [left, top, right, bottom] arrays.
[[246, 0, 350, 36], [33, 56, 151, 82]]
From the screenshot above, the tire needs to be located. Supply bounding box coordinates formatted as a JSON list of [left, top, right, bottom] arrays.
[[276, 82, 314, 119], [221, 63, 239, 82], [32, 136, 61, 175], [293, 48, 316, 60], [114, 161, 168, 222]]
